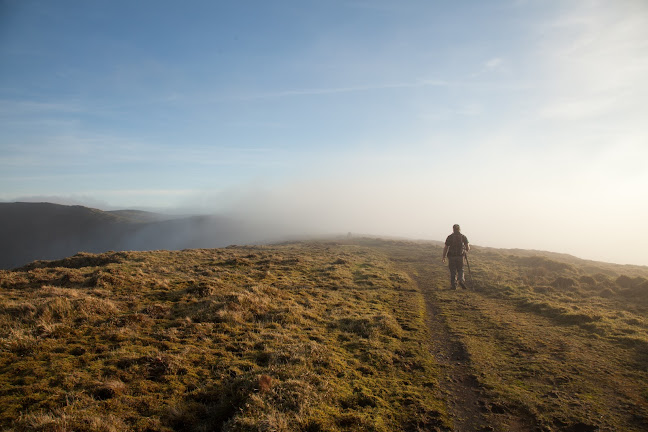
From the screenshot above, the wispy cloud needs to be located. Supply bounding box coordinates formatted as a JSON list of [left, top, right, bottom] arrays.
[[92, 189, 198, 198], [342, 1, 410, 12], [534, 0, 648, 120], [0, 99, 83, 115], [80, 189, 206, 211], [484, 57, 503, 70], [418, 103, 483, 121], [238, 79, 448, 100], [539, 97, 613, 120]]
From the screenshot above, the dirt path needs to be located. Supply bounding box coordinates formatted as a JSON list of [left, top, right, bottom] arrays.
[[409, 264, 492, 432], [406, 261, 542, 432]]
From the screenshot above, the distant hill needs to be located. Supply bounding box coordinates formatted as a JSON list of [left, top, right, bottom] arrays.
[[105, 209, 173, 223], [0, 202, 261, 269]]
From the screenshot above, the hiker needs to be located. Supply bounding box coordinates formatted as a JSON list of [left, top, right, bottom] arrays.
[[442, 224, 470, 289]]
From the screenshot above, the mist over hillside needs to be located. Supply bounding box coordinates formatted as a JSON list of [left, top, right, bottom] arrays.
[[3, 201, 646, 271], [0, 202, 287, 269]]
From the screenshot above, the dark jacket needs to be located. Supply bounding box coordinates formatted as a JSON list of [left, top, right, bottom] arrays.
[[445, 233, 469, 257]]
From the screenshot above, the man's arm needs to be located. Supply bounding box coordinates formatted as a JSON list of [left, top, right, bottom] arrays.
[[442, 245, 448, 263]]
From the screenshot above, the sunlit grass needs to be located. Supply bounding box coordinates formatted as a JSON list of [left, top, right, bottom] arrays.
[[423, 246, 648, 431], [1, 239, 647, 431], [0, 242, 446, 431]]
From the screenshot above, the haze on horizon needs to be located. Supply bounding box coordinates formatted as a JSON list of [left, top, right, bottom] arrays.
[[1, 1, 647, 266]]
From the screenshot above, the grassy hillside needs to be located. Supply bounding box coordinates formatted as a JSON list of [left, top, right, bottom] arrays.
[[375, 240, 648, 431], [1, 239, 647, 431]]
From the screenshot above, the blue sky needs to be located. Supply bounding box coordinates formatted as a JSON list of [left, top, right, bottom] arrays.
[[1, 0, 647, 265]]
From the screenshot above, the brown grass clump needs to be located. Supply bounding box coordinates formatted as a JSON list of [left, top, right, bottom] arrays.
[[257, 374, 273, 393], [19, 410, 127, 432], [92, 379, 127, 400], [551, 276, 578, 289], [579, 275, 596, 286]]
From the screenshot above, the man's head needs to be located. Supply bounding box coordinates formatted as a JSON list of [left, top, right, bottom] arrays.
[[453, 224, 460, 233]]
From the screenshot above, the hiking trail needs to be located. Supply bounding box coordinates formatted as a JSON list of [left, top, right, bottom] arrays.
[[404, 258, 538, 432]]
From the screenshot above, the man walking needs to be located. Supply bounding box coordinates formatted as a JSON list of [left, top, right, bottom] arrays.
[[442, 224, 470, 289]]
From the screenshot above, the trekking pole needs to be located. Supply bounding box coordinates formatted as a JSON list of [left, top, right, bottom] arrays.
[[464, 253, 475, 289]]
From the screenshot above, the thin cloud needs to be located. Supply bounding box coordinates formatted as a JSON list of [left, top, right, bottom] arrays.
[[343, 1, 408, 12], [0, 99, 83, 115], [539, 96, 613, 120], [484, 57, 503, 70], [419, 103, 483, 121], [537, 1, 648, 99], [238, 79, 448, 100]]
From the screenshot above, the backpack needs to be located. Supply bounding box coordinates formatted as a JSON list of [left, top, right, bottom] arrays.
[[448, 233, 465, 257]]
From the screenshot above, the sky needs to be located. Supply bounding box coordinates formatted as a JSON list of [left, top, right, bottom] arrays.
[[1, 0, 647, 265]]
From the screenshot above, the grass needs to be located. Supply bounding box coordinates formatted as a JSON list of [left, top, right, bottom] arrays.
[[1, 238, 647, 431], [411, 244, 648, 431], [0, 242, 446, 431]]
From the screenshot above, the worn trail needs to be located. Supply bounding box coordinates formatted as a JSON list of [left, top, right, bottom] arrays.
[[404, 258, 538, 431], [382, 242, 648, 431], [409, 263, 491, 432]]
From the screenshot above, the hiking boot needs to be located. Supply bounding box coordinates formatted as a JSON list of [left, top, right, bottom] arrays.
[[459, 282, 467, 289]]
